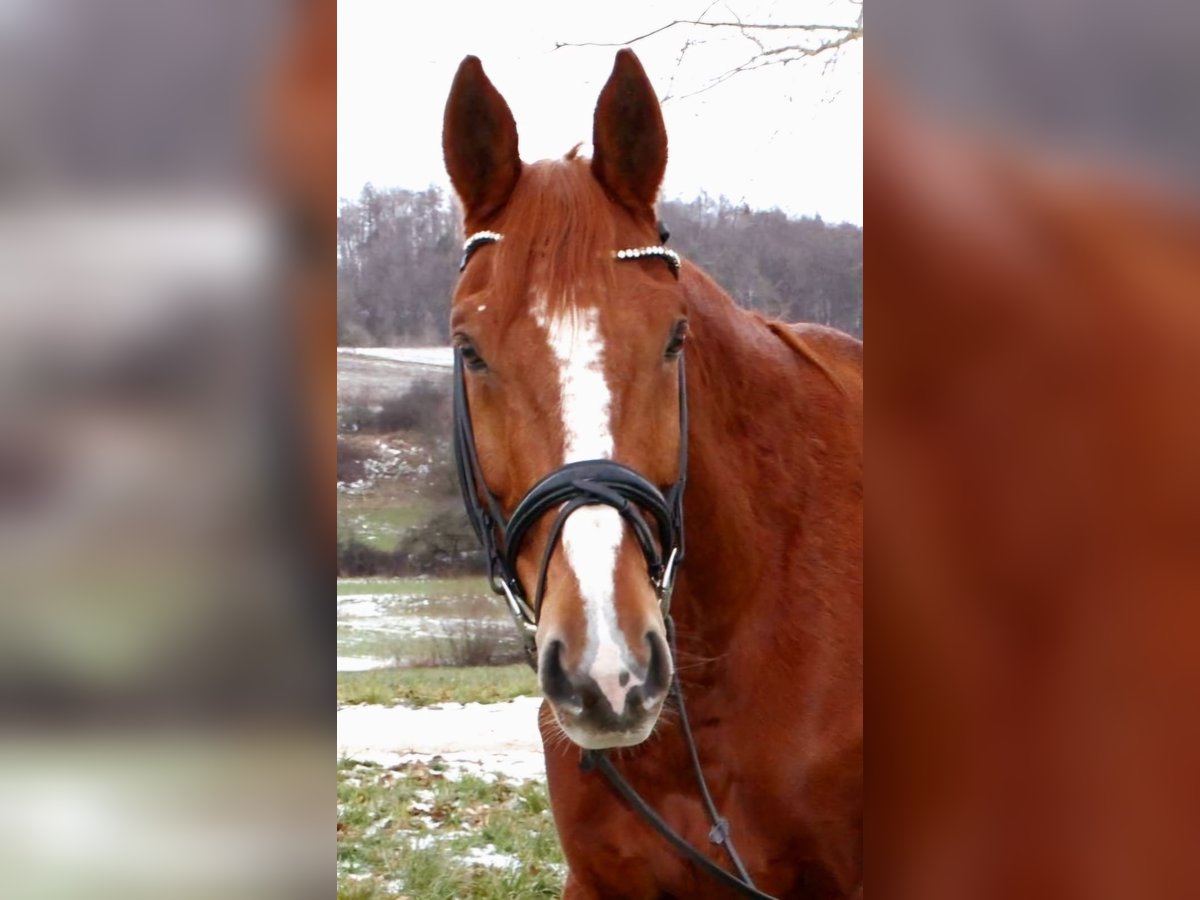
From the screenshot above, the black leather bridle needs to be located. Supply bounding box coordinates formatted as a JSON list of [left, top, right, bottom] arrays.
[[451, 338, 687, 667]]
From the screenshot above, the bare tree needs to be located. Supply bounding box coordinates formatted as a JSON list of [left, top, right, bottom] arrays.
[[556, 2, 862, 99], [337, 186, 862, 344]]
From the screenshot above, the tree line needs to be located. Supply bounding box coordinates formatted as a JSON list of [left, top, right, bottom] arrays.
[[337, 184, 862, 345]]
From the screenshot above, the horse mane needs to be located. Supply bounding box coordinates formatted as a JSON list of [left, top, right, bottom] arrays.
[[490, 155, 619, 322], [760, 317, 860, 398]]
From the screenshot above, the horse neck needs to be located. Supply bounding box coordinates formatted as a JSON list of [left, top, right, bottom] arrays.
[[673, 269, 822, 651]]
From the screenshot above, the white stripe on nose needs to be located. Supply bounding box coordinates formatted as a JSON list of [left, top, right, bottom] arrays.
[[535, 301, 641, 711]]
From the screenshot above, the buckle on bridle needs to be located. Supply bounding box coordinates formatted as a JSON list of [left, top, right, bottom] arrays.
[[657, 546, 680, 616], [491, 572, 539, 666]]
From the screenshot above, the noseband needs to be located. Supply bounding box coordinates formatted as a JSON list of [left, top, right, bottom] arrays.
[[451, 233, 687, 665]]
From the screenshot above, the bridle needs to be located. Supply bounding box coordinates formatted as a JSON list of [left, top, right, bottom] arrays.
[[449, 228, 775, 899], [451, 230, 687, 667]]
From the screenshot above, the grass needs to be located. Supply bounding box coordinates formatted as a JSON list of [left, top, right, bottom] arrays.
[[337, 757, 564, 899], [338, 665, 538, 708], [338, 496, 433, 550]]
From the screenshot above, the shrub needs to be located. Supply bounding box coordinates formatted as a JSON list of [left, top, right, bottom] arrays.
[[375, 380, 449, 435], [390, 504, 485, 576], [337, 404, 377, 435], [430, 599, 527, 667], [336, 536, 394, 577], [337, 438, 370, 483], [336, 380, 451, 437], [435, 618, 523, 667], [423, 442, 462, 499]]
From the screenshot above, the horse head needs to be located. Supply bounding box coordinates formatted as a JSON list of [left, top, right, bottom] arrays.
[[443, 50, 686, 749]]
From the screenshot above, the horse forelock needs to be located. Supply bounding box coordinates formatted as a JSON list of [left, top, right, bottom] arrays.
[[488, 157, 619, 322]]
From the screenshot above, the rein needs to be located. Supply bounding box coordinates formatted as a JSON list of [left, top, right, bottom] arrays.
[[451, 228, 772, 899], [581, 615, 779, 899]]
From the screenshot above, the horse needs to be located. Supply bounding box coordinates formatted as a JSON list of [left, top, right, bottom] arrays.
[[443, 50, 862, 898]]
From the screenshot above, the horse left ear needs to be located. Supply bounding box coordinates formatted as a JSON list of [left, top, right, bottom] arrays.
[[443, 56, 522, 223], [592, 49, 667, 217]]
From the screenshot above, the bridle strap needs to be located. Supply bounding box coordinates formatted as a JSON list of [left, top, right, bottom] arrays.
[[452, 351, 539, 650], [580, 618, 774, 899], [506, 460, 674, 573], [452, 347, 687, 665], [522, 470, 668, 625]]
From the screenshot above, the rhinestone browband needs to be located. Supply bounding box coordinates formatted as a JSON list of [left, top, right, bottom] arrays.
[[459, 230, 504, 271], [615, 245, 681, 276], [460, 231, 681, 277]]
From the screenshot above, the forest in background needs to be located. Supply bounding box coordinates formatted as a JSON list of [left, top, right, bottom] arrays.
[[337, 184, 862, 345]]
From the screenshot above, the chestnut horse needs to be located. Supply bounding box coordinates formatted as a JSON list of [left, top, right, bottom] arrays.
[[443, 50, 862, 898]]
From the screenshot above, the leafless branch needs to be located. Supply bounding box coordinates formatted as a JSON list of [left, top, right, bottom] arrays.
[[556, 7, 862, 100], [670, 29, 862, 100], [554, 18, 861, 52]]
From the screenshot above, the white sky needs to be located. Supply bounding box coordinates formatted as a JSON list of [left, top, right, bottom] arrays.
[[338, 1, 862, 224]]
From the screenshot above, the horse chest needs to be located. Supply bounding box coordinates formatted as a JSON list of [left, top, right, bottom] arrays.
[[544, 718, 830, 898]]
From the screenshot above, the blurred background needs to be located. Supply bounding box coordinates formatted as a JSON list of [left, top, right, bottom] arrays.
[[871, 1, 1200, 898], [0, 0, 331, 896]]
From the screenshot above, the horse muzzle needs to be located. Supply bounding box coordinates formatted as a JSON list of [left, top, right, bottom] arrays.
[[539, 627, 672, 748]]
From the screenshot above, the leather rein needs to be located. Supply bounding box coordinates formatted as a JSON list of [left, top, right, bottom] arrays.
[[450, 229, 774, 899]]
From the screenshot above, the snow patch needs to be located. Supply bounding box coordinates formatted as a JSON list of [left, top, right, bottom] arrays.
[[337, 656, 392, 672], [337, 698, 545, 782], [338, 347, 453, 368], [462, 844, 522, 870]]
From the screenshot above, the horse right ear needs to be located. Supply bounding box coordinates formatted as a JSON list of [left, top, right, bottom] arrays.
[[443, 56, 522, 222], [592, 49, 668, 218]]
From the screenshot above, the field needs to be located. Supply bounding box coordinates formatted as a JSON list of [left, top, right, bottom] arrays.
[[337, 350, 561, 898], [338, 664, 537, 708], [337, 757, 563, 900], [336, 575, 559, 898]]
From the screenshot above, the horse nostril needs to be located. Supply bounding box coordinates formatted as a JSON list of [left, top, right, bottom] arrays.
[[625, 684, 645, 711], [644, 629, 672, 701], [540, 640, 577, 706], [577, 680, 603, 712]]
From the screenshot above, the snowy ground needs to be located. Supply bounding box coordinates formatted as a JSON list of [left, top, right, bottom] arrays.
[[338, 346, 453, 367], [337, 348, 452, 405], [336, 656, 391, 672], [337, 579, 542, 779], [336, 586, 515, 665], [336, 698, 546, 782]]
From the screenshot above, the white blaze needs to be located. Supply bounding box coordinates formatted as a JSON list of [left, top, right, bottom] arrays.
[[534, 301, 641, 714]]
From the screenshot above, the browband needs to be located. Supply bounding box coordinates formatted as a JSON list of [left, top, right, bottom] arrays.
[[458, 227, 680, 277]]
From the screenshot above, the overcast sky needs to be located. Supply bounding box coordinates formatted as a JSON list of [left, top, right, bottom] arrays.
[[338, 1, 862, 224]]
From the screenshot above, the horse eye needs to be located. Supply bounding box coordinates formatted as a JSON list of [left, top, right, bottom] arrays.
[[455, 335, 487, 371], [664, 320, 688, 359]]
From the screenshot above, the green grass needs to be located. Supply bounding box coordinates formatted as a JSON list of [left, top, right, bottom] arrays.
[[338, 496, 433, 550], [338, 665, 538, 707], [337, 758, 564, 899]]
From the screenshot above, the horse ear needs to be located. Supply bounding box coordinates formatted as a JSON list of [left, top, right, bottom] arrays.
[[592, 49, 667, 216], [443, 56, 522, 221]]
